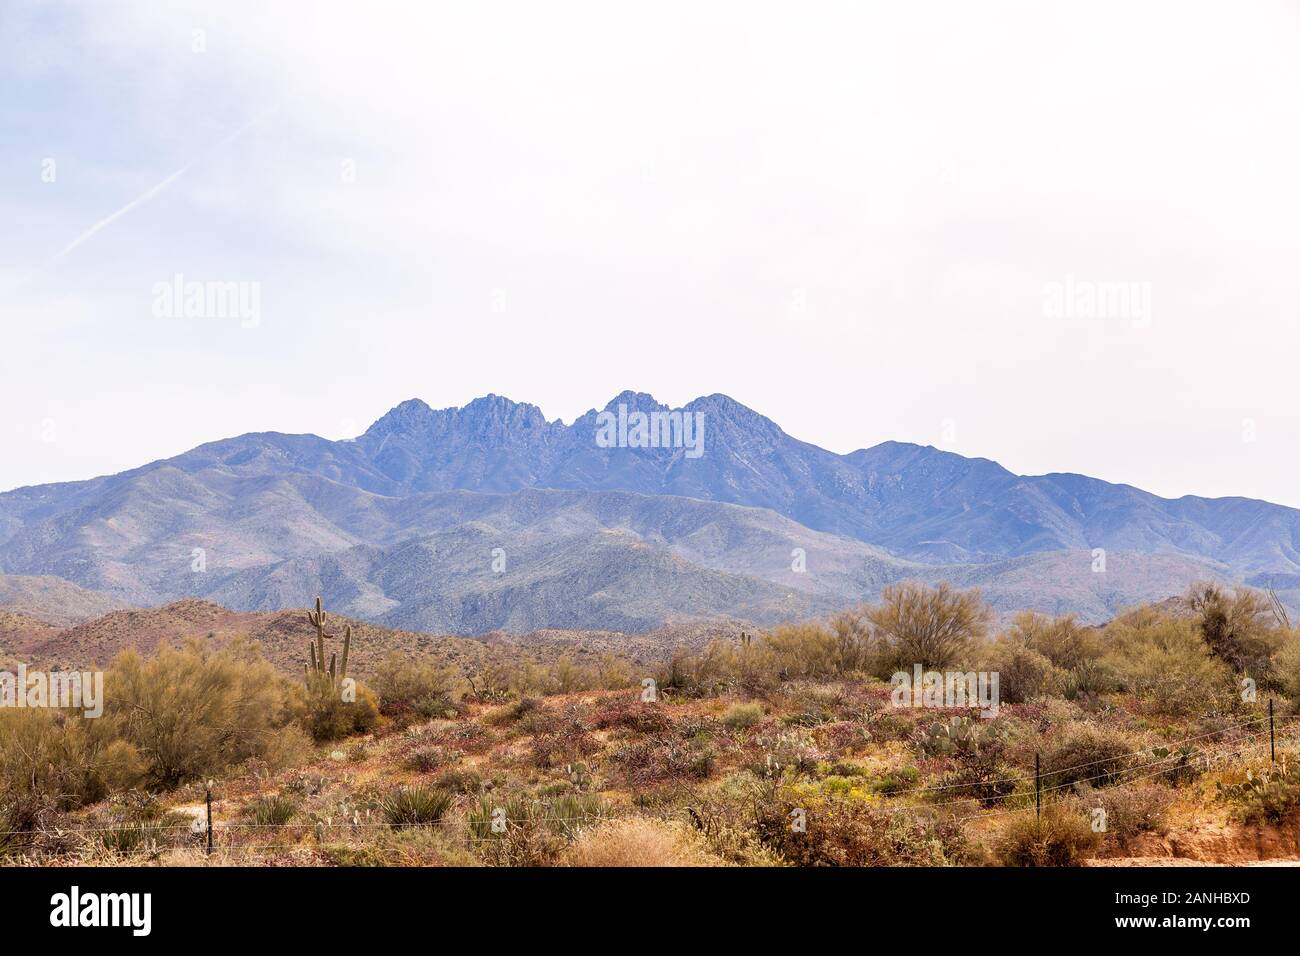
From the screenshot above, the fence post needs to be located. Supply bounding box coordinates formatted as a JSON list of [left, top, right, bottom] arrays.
[[1269, 698, 1276, 764], [206, 779, 214, 857], [1035, 752, 1041, 822]]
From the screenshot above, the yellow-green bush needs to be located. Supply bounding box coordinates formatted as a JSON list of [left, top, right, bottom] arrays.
[[106, 639, 306, 786], [372, 652, 463, 719], [0, 708, 142, 809], [302, 679, 381, 742], [1101, 607, 1235, 715]]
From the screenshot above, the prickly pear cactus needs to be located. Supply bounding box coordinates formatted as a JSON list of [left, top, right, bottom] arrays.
[[917, 715, 984, 757]]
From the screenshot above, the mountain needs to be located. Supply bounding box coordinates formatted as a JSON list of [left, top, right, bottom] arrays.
[[0, 574, 129, 626], [0, 391, 1291, 631]]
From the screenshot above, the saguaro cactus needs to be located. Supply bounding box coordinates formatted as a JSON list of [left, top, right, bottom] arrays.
[[305, 595, 352, 690]]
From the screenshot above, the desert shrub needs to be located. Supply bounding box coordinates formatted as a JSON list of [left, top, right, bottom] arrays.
[[1003, 612, 1101, 671], [321, 827, 477, 867], [379, 785, 454, 827], [433, 766, 484, 794], [936, 760, 1021, 808], [913, 715, 1003, 759], [861, 707, 918, 744], [247, 794, 298, 828], [372, 652, 463, 720], [678, 788, 784, 866], [1091, 785, 1173, 846], [302, 680, 381, 742], [987, 644, 1058, 704], [1148, 743, 1202, 786], [483, 696, 541, 727], [765, 619, 871, 679], [1059, 658, 1118, 700], [754, 794, 974, 866], [995, 801, 1099, 865], [464, 658, 516, 703], [437, 719, 493, 754], [346, 742, 370, 763], [105, 639, 306, 787], [591, 697, 675, 734], [404, 746, 451, 773], [722, 702, 766, 730], [612, 735, 717, 787], [1040, 722, 1135, 790], [545, 793, 612, 837], [465, 792, 610, 841], [1273, 633, 1300, 708], [870, 766, 921, 796], [1102, 608, 1235, 715], [812, 720, 874, 754], [561, 817, 720, 866], [1184, 582, 1284, 678], [0, 708, 143, 809], [530, 723, 601, 769], [0, 793, 57, 858], [511, 654, 632, 696], [98, 822, 159, 855], [868, 582, 993, 674], [780, 681, 851, 725], [260, 724, 314, 773]]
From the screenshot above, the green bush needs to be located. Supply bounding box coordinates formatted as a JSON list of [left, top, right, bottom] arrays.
[[303, 680, 381, 742], [1003, 612, 1101, 671], [1041, 722, 1135, 790], [372, 652, 463, 719], [1102, 608, 1234, 715]]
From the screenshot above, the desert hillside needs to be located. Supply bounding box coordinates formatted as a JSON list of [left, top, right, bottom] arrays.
[[5, 583, 1300, 869]]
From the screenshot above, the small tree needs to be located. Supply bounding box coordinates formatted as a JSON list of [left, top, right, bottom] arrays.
[[1183, 582, 1281, 677], [867, 581, 992, 672]]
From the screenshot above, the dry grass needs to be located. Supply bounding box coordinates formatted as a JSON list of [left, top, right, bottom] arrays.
[[561, 818, 723, 867]]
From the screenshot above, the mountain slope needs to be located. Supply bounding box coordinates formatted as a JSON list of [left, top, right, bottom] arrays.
[[0, 391, 1294, 630]]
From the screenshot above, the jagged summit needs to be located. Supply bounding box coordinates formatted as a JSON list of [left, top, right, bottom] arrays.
[[2, 389, 1299, 630]]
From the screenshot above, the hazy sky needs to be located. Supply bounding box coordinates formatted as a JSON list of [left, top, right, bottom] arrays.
[[2, 0, 1299, 506]]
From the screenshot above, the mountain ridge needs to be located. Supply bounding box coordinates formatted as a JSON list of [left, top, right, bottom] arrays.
[[1, 391, 1296, 632]]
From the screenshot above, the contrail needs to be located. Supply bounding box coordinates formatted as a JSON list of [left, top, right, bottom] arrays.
[[49, 104, 278, 265]]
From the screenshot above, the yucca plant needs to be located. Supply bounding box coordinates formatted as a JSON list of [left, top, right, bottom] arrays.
[[379, 785, 453, 827], [466, 792, 610, 841], [248, 794, 298, 828]]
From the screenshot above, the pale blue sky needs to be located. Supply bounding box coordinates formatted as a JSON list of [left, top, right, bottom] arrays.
[[2, 0, 1299, 506]]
